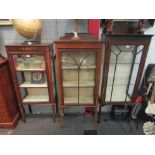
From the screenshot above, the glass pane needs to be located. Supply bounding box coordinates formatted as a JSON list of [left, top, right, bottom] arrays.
[[107, 64, 132, 85], [20, 88, 49, 103], [62, 50, 96, 105], [105, 45, 144, 102], [79, 88, 94, 104], [64, 88, 78, 104], [106, 86, 131, 101], [13, 54, 49, 103], [14, 55, 45, 70], [62, 51, 96, 68]]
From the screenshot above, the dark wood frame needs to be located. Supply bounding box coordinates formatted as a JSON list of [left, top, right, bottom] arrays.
[[103, 19, 145, 34], [6, 44, 56, 123], [98, 34, 153, 123], [55, 35, 103, 128]]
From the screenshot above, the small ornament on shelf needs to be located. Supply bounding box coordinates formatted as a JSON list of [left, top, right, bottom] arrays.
[[31, 71, 45, 84]]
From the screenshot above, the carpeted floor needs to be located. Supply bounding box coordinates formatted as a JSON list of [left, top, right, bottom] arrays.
[[0, 113, 145, 135]]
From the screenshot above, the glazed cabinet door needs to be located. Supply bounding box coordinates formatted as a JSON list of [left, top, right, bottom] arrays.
[[12, 54, 50, 104], [60, 49, 98, 105], [105, 44, 145, 103]]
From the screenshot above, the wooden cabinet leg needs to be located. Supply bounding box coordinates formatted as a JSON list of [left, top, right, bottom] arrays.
[[20, 105, 26, 123], [60, 108, 64, 128], [28, 105, 32, 113], [97, 105, 101, 123], [51, 104, 56, 123], [93, 107, 97, 128]]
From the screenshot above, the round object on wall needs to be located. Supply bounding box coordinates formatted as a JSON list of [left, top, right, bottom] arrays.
[[12, 19, 42, 39]]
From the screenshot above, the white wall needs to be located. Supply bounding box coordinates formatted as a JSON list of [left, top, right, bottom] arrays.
[[144, 24, 155, 68]]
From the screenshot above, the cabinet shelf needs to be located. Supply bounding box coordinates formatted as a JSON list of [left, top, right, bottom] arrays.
[[23, 94, 49, 103], [64, 97, 94, 104], [20, 82, 48, 88], [62, 65, 96, 70], [63, 80, 95, 87], [16, 68, 45, 72]]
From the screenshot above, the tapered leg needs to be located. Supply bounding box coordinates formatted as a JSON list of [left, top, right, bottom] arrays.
[[97, 105, 102, 123], [55, 96, 59, 113], [28, 105, 32, 113], [93, 107, 98, 128], [60, 108, 64, 128], [51, 104, 56, 123], [20, 105, 26, 122]]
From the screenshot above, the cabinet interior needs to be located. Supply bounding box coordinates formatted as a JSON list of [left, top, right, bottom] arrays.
[[61, 50, 97, 105]]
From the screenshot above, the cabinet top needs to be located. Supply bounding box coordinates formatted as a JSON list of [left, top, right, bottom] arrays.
[[102, 34, 153, 43], [5, 43, 52, 47], [55, 33, 103, 43]]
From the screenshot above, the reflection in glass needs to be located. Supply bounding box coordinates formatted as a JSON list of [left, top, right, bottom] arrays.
[[14, 55, 45, 70], [13, 54, 48, 103], [61, 51, 96, 105], [105, 45, 144, 102]]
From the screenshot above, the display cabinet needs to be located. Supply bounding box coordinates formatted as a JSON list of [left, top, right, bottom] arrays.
[[101, 19, 154, 34], [6, 44, 56, 123], [98, 34, 153, 122], [0, 58, 20, 128], [55, 33, 102, 127]]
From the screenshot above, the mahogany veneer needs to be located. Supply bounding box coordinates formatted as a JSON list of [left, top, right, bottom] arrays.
[[0, 58, 20, 128]]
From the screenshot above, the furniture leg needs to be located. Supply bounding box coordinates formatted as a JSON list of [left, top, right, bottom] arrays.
[[97, 105, 102, 123], [60, 107, 64, 128], [28, 105, 32, 113], [93, 107, 97, 128], [51, 104, 56, 123], [20, 105, 26, 122]]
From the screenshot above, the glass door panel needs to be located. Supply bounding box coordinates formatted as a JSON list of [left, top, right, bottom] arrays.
[[61, 50, 96, 105], [79, 87, 94, 104], [105, 45, 144, 102], [13, 54, 49, 103], [14, 55, 46, 71], [63, 87, 78, 104]]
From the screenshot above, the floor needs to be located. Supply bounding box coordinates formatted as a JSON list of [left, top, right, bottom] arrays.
[[0, 113, 145, 135]]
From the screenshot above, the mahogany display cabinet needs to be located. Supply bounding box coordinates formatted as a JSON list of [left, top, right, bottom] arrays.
[[55, 33, 103, 127], [6, 44, 56, 123], [98, 34, 153, 122], [0, 58, 20, 128]]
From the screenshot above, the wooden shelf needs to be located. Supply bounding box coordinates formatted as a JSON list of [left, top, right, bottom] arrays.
[[16, 68, 45, 72], [63, 80, 95, 87], [23, 95, 49, 103], [62, 65, 96, 70], [20, 82, 48, 88], [64, 97, 94, 104]]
